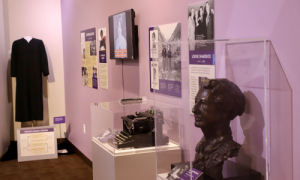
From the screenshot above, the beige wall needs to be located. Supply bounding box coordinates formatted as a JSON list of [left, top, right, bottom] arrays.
[[3, 0, 66, 140], [0, 0, 10, 155]]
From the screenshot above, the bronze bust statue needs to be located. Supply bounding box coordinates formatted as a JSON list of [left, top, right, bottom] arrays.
[[192, 78, 246, 180]]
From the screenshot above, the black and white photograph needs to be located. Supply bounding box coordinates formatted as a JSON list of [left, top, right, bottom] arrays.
[[90, 40, 97, 56], [81, 32, 85, 59], [150, 30, 158, 58], [93, 66, 98, 78], [153, 23, 181, 82], [198, 76, 209, 89], [166, 163, 189, 180], [188, 0, 214, 49], [82, 67, 88, 86], [151, 61, 159, 90], [113, 12, 127, 51]]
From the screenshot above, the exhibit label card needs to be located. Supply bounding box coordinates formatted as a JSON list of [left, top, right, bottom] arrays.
[[188, 0, 215, 114], [95, 131, 115, 143], [149, 23, 182, 98], [81, 28, 98, 89], [54, 116, 65, 124], [167, 163, 203, 180], [17, 126, 58, 162], [98, 27, 108, 89], [179, 169, 203, 180]]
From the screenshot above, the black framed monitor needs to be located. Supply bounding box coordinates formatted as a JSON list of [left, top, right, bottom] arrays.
[[109, 9, 138, 60]]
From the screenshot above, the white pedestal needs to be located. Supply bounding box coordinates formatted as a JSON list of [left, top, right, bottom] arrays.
[[157, 173, 168, 180], [92, 138, 181, 180]]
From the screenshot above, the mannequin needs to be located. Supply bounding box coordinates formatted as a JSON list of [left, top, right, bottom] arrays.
[[23, 36, 33, 43]]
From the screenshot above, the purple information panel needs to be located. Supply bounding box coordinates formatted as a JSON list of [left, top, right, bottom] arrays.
[[99, 51, 107, 63], [20, 128, 54, 134], [189, 50, 215, 65], [84, 28, 96, 41], [54, 116, 65, 124], [92, 77, 98, 89]]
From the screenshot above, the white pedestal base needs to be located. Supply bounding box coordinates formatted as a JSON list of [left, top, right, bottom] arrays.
[[92, 138, 181, 180], [157, 173, 168, 180]]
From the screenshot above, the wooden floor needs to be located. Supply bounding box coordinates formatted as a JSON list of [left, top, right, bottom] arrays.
[[0, 154, 93, 180]]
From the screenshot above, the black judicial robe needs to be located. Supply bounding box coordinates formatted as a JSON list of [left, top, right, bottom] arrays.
[[11, 38, 49, 122]]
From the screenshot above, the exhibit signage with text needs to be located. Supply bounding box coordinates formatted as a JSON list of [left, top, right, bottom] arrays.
[[98, 27, 108, 89], [149, 23, 182, 98], [188, 0, 215, 114], [81, 28, 98, 89], [17, 126, 58, 162]]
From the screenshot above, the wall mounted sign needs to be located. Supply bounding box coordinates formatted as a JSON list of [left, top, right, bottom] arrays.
[[81, 28, 98, 89], [149, 23, 182, 98], [98, 27, 108, 89], [188, 0, 215, 114]]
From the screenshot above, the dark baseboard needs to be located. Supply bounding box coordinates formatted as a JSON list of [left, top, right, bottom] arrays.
[[0, 148, 8, 159], [62, 138, 93, 168]]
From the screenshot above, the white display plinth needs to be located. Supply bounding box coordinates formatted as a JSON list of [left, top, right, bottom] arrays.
[[92, 138, 181, 180], [157, 173, 168, 180]]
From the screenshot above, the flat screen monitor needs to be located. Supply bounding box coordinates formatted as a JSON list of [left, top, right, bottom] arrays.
[[108, 9, 138, 60]]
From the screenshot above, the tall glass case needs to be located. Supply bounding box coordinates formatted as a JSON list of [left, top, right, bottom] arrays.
[[153, 39, 293, 180], [91, 100, 182, 180]]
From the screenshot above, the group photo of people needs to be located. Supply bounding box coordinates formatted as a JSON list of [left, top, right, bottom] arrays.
[[82, 67, 88, 86], [150, 30, 158, 58], [188, 0, 214, 49]]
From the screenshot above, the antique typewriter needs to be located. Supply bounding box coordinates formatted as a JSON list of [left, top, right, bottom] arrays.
[[108, 109, 169, 149]]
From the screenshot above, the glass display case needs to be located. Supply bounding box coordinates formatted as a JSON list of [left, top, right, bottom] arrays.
[[91, 100, 182, 180], [153, 39, 293, 180]]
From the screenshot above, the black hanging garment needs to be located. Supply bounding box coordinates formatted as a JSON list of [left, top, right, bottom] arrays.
[[11, 38, 49, 122]]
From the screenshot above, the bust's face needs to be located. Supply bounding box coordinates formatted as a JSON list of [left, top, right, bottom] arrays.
[[193, 88, 224, 128]]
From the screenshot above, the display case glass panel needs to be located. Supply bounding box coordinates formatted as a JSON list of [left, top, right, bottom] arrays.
[[153, 39, 293, 180], [91, 100, 181, 156]]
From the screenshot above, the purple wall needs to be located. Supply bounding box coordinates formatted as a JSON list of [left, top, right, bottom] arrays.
[[60, 0, 124, 160], [61, 0, 300, 178]]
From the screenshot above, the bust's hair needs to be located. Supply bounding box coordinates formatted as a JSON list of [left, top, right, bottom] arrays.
[[201, 79, 246, 120]]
